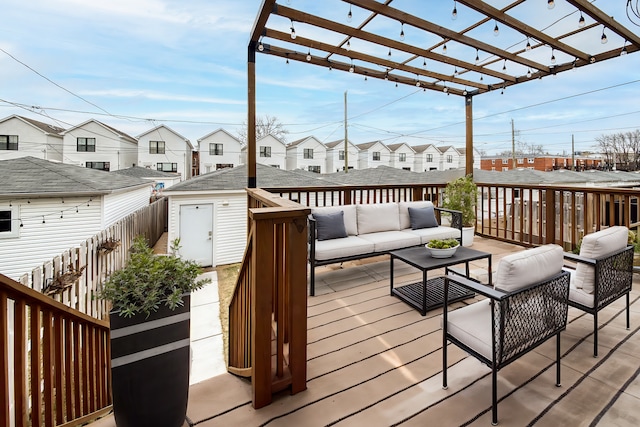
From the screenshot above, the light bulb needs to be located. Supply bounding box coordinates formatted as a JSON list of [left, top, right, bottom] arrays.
[[443, 43, 447, 54], [547, 0, 555, 10], [443, 86, 448, 93], [526, 39, 531, 51], [416, 80, 420, 87], [290, 25, 296, 40], [347, 6, 352, 22], [601, 30, 608, 44], [526, 68, 532, 78], [463, 89, 468, 95], [423, 58, 427, 67], [258, 41, 264, 52], [493, 22, 499, 36], [400, 23, 405, 41], [388, 48, 392, 57], [306, 51, 311, 61], [345, 40, 351, 51], [550, 49, 556, 64], [452, 2, 458, 20], [578, 13, 585, 28], [621, 44, 628, 56], [475, 49, 479, 64], [502, 60, 506, 71]]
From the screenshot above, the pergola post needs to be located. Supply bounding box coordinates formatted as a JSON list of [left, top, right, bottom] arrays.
[[248, 42, 257, 188], [465, 94, 473, 177]]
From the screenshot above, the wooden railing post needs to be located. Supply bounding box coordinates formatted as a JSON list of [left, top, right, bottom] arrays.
[[545, 188, 556, 245], [288, 216, 308, 394]]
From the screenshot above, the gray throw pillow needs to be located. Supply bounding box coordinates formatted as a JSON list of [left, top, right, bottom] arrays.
[[408, 206, 438, 229], [313, 210, 348, 240]]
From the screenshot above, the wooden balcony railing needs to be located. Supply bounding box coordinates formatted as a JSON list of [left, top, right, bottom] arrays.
[[1, 273, 111, 427], [227, 189, 310, 409]]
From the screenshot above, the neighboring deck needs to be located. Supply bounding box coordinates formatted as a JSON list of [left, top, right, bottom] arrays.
[[92, 237, 640, 427]]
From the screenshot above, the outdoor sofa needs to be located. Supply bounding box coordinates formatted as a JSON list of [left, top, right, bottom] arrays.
[[308, 201, 462, 296]]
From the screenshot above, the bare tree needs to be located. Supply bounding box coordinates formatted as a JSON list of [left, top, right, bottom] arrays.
[[595, 129, 640, 171], [238, 114, 289, 144]]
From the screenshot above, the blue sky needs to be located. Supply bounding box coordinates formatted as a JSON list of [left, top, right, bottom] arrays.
[[1, 0, 639, 155]]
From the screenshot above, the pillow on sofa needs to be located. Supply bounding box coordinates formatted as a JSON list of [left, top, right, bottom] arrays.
[[494, 244, 563, 293], [399, 201, 434, 229], [311, 205, 358, 235], [313, 211, 348, 241], [356, 203, 400, 234], [575, 226, 628, 294], [408, 206, 438, 229]]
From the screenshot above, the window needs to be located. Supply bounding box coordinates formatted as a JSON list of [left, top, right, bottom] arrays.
[[399, 153, 407, 162], [426, 154, 433, 162], [446, 155, 453, 163], [86, 161, 110, 171], [491, 167, 496, 171], [303, 148, 314, 159], [77, 137, 96, 152], [149, 141, 165, 154], [528, 158, 535, 164], [502, 167, 509, 171], [0, 135, 18, 150], [210, 143, 224, 155], [270, 164, 280, 168], [157, 163, 178, 172], [308, 165, 321, 173], [260, 146, 271, 157], [491, 159, 495, 164], [339, 150, 345, 160], [502, 158, 509, 164], [517, 158, 524, 164], [402, 167, 411, 171], [216, 163, 233, 169], [372, 152, 380, 161], [0, 206, 19, 238]]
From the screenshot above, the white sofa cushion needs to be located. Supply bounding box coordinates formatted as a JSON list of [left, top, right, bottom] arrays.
[[358, 231, 421, 252], [313, 236, 375, 261], [575, 226, 628, 294], [402, 226, 461, 245], [444, 300, 492, 360], [398, 201, 434, 230], [356, 203, 400, 235], [311, 205, 358, 236], [494, 244, 564, 293]]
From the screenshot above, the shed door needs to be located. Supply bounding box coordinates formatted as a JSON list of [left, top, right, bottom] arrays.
[[179, 204, 213, 266]]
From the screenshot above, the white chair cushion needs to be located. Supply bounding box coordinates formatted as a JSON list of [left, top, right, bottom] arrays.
[[398, 201, 435, 230], [311, 205, 358, 236], [575, 226, 628, 294], [444, 300, 492, 360], [402, 226, 461, 245], [313, 236, 374, 261], [356, 203, 400, 234], [494, 244, 563, 293], [569, 280, 595, 308], [358, 231, 421, 252]]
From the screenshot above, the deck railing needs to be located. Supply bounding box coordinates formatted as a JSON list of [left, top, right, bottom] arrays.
[[227, 189, 310, 409], [265, 182, 639, 249], [1, 273, 111, 427]]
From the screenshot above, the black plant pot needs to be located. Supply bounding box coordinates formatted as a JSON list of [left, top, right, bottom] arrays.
[[109, 295, 191, 427]]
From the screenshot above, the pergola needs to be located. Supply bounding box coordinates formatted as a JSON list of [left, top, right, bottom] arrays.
[[247, 0, 640, 186]]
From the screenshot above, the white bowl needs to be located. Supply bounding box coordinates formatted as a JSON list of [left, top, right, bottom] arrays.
[[426, 244, 459, 258]]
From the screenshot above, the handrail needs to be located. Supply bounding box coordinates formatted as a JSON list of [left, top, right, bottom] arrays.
[[1, 273, 111, 427], [227, 188, 310, 408]]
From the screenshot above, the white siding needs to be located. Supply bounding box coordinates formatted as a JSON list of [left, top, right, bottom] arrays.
[[167, 191, 247, 266], [0, 197, 102, 280], [198, 130, 242, 174], [103, 186, 152, 227], [138, 125, 192, 179], [0, 117, 63, 161]]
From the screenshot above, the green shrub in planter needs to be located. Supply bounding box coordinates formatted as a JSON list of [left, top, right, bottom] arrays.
[[97, 236, 211, 427], [442, 175, 477, 228]]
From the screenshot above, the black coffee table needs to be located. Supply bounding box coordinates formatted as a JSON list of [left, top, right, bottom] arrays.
[[390, 246, 492, 316]]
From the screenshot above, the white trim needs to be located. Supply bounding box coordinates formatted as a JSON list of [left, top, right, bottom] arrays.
[[111, 338, 190, 367]]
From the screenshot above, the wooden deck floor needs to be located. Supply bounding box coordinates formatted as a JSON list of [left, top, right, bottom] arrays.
[[94, 238, 640, 427]]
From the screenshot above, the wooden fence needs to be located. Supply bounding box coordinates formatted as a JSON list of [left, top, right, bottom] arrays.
[[18, 197, 167, 320]]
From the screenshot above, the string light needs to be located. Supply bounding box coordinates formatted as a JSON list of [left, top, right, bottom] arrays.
[[475, 49, 479, 64], [388, 48, 392, 57], [345, 40, 351, 51], [452, 1, 458, 20], [601, 27, 608, 44], [349, 59, 354, 73], [493, 21, 499, 36], [550, 48, 556, 64], [502, 60, 507, 71], [547, 0, 555, 10], [526, 38, 531, 51], [578, 11, 585, 28], [306, 49, 312, 61], [443, 43, 447, 54], [347, 4, 352, 22], [527, 68, 532, 78], [423, 57, 427, 67], [399, 22, 405, 40], [258, 38, 264, 52], [621, 41, 628, 56], [290, 20, 296, 39]]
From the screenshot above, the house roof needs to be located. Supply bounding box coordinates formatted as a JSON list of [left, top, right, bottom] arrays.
[[0, 115, 65, 135], [0, 157, 149, 197], [411, 144, 438, 154], [197, 128, 240, 143], [386, 143, 415, 153], [61, 119, 138, 144], [165, 164, 339, 192], [112, 166, 180, 179], [136, 124, 194, 150]]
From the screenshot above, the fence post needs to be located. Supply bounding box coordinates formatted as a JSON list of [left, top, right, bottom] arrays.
[[545, 188, 556, 245]]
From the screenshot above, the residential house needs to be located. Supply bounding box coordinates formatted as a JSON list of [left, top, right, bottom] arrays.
[[412, 144, 441, 171], [198, 128, 242, 174], [286, 136, 327, 173], [438, 146, 462, 170], [136, 124, 193, 179], [387, 142, 416, 171], [356, 141, 391, 169], [0, 157, 151, 281], [479, 155, 603, 172], [241, 134, 287, 169], [457, 147, 482, 170], [60, 119, 137, 171], [0, 115, 64, 162], [164, 164, 332, 267], [325, 139, 359, 172]]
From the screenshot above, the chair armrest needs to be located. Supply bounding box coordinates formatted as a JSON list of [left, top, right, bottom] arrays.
[[563, 251, 596, 266], [444, 274, 505, 300]]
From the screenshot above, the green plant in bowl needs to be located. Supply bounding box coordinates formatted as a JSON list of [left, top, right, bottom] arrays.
[[426, 238, 460, 249]]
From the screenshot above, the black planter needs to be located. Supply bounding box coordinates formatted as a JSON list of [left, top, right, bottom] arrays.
[[109, 295, 191, 427]]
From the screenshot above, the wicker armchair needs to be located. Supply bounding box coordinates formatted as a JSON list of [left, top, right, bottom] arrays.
[[442, 244, 570, 425], [563, 226, 634, 357]]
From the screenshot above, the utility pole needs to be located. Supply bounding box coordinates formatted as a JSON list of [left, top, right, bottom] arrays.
[[511, 119, 516, 170], [571, 134, 575, 171], [344, 91, 348, 173]]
